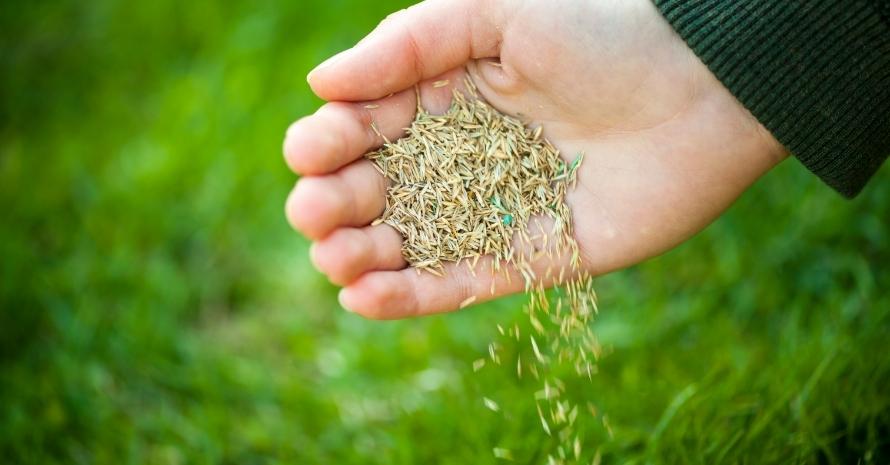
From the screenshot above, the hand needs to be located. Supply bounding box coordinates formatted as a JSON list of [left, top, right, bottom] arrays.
[[283, 0, 787, 319]]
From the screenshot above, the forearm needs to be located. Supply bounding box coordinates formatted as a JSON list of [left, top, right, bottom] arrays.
[[654, 0, 890, 197]]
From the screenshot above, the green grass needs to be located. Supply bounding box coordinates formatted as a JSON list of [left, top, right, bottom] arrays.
[[1, 1, 889, 464]]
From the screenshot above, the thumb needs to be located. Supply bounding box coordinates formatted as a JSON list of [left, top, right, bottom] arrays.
[[307, 0, 503, 102]]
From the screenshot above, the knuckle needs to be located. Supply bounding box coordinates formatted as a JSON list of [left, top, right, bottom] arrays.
[[370, 226, 401, 266], [402, 25, 425, 81], [455, 272, 476, 303], [360, 289, 392, 320], [326, 102, 378, 158], [330, 174, 360, 226], [359, 274, 412, 320], [327, 230, 370, 284]]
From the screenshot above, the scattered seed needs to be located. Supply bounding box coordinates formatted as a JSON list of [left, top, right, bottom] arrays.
[[531, 335, 545, 363], [538, 404, 552, 436], [364, 78, 598, 464], [483, 397, 500, 412], [493, 448, 514, 461]]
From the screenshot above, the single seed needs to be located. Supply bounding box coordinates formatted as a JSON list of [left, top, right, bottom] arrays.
[[493, 448, 514, 461]]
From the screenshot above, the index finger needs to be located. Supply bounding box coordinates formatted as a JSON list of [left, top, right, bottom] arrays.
[[307, 0, 503, 102]]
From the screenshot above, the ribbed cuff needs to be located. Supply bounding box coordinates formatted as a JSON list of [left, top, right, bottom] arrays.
[[654, 0, 890, 197]]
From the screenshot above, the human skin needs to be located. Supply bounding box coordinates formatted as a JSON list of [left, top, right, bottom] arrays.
[[283, 0, 788, 319]]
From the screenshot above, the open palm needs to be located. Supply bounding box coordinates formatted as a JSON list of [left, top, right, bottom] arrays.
[[284, 0, 786, 319]]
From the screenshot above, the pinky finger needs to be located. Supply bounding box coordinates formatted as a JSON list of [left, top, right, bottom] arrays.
[[339, 256, 549, 320]]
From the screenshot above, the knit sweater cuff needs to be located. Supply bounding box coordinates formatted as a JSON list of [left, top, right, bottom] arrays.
[[653, 0, 890, 197]]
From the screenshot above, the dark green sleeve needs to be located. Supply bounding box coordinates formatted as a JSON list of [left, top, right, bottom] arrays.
[[653, 0, 890, 198]]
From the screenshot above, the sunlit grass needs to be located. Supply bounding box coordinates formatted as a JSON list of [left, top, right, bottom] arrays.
[[1, 1, 888, 464]]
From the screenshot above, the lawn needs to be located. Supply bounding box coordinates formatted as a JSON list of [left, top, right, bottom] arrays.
[[1, 0, 889, 464]]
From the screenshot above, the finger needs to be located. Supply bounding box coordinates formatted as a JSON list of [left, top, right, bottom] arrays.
[[283, 90, 416, 176], [310, 224, 406, 286], [339, 219, 581, 319], [307, 0, 503, 101], [337, 258, 517, 319], [285, 159, 387, 240], [284, 67, 472, 176]]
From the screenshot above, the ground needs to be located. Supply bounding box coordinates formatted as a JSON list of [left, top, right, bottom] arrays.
[[1, 0, 889, 464]]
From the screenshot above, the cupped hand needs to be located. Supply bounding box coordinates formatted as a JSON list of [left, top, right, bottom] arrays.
[[283, 0, 787, 319]]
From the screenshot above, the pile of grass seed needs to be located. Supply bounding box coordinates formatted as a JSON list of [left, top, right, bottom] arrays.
[[366, 81, 600, 465], [368, 82, 580, 279]]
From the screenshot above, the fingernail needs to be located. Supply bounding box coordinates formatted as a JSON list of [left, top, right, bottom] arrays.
[[338, 289, 355, 313], [308, 48, 351, 81]]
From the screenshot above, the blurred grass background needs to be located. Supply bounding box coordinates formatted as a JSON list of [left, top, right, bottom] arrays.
[[1, 0, 889, 464]]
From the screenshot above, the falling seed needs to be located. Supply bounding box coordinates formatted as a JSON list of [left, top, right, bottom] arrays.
[[602, 415, 614, 439], [483, 397, 500, 412], [587, 402, 598, 418], [488, 342, 501, 364], [493, 448, 514, 461], [537, 404, 552, 436], [530, 335, 545, 363], [363, 77, 598, 460]]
